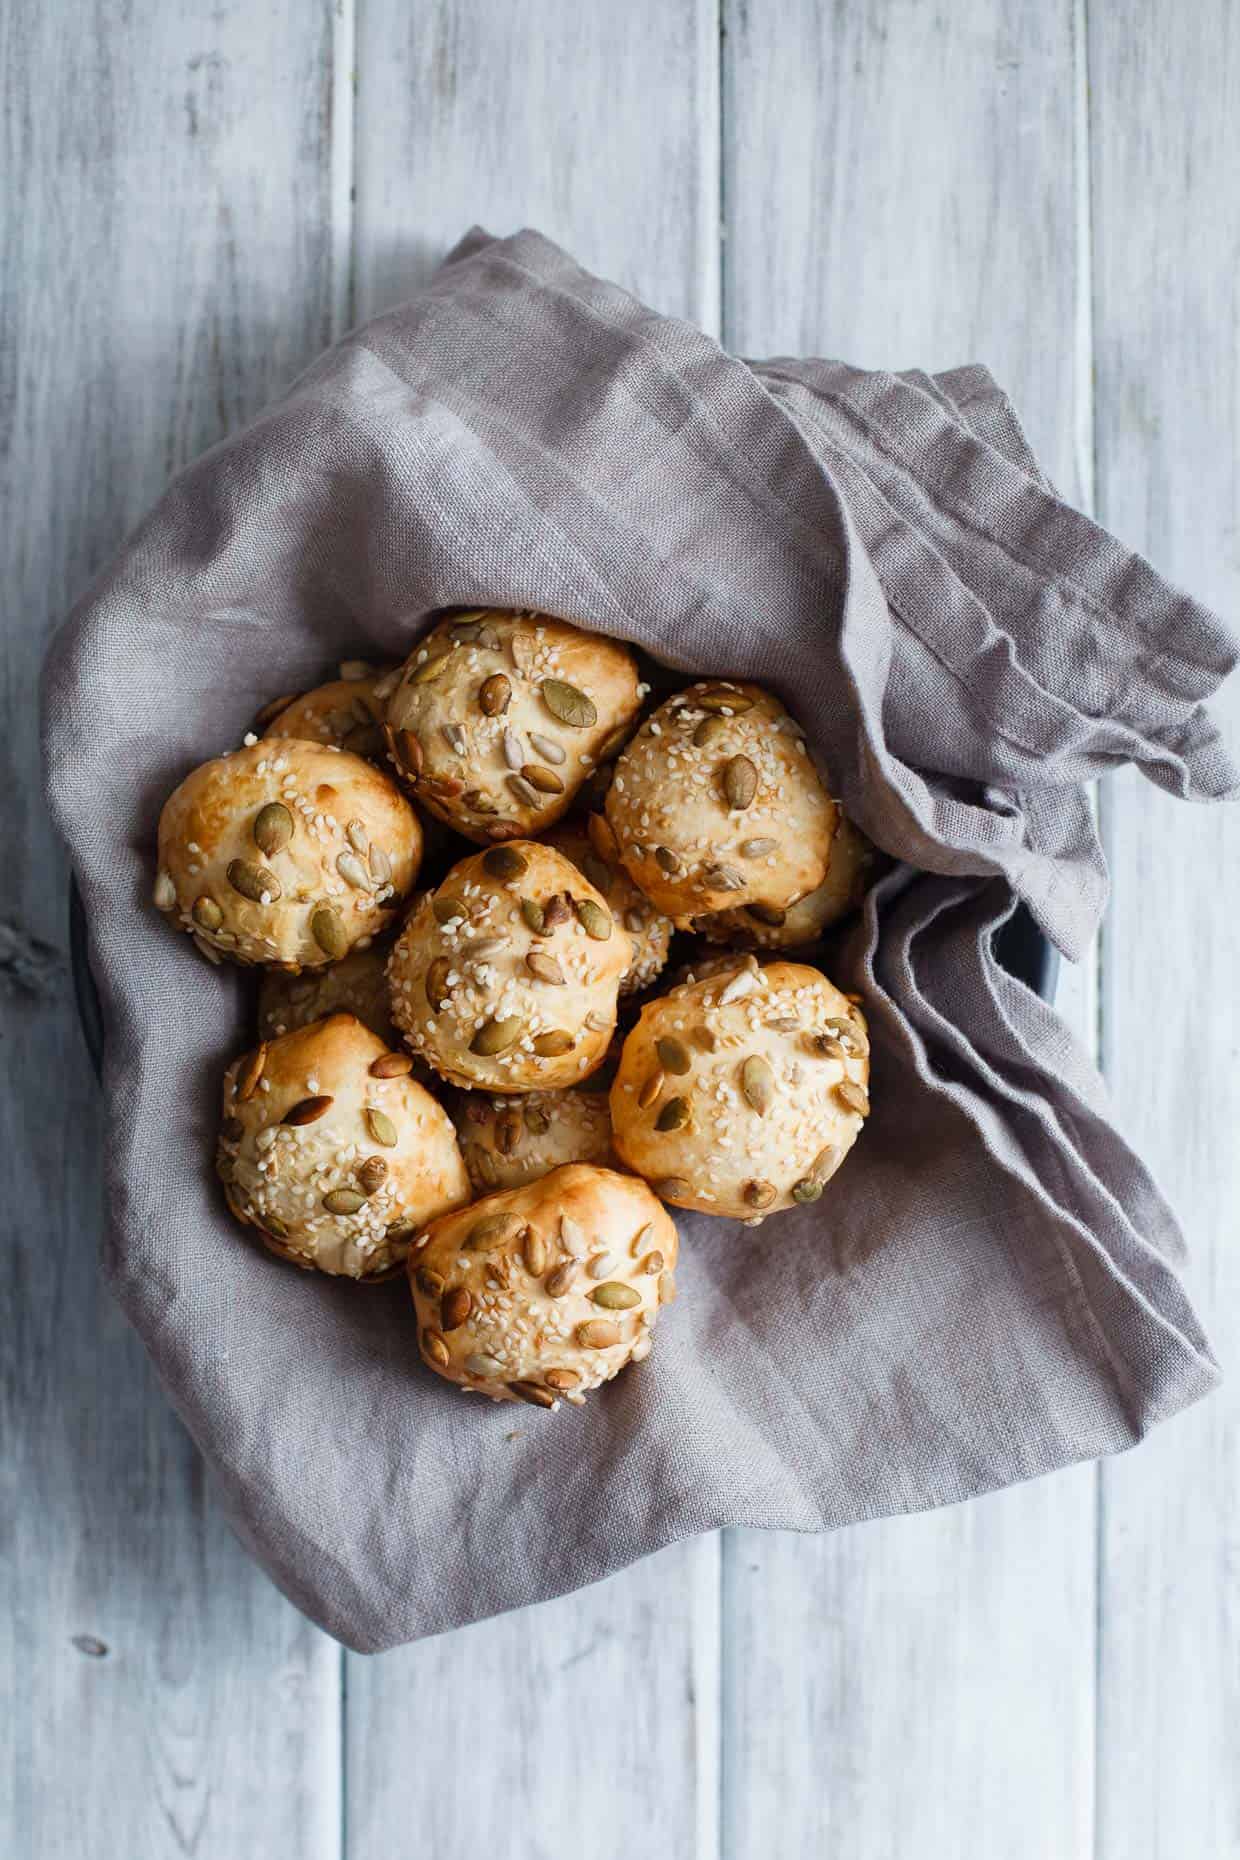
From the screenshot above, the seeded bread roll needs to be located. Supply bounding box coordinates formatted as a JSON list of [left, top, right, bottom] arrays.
[[610, 957, 870, 1222], [216, 1013, 469, 1279], [386, 841, 630, 1093], [408, 1163, 678, 1406], [257, 941, 401, 1044], [545, 816, 673, 995], [452, 1086, 615, 1192], [383, 609, 643, 844], [260, 660, 398, 762], [154, 739, 421, 969], [696, 814, 878, 949], [604, 680, 838, 928]]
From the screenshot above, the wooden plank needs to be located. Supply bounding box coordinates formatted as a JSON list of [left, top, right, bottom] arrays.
[[1090, 7, 1240, 1855], [344, 8, 722, 1858], [720, 4, 1098, 1855], [0, 2, 345, 1853]]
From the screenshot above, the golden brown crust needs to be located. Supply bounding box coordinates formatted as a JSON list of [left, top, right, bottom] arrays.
[[262, 664, 398, 761], [452, 1087, 615, 1192], [695, 813, 878, 949], [257, 942, 400, 1043], [544, 817, 673, 995]]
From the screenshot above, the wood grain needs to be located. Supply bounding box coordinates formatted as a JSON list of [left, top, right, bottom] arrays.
[[344, 9, 723, 1859], [720, 3, 1098, 1854], [0, 2, 344, 1853], [1090, 6, 1240, 1856]]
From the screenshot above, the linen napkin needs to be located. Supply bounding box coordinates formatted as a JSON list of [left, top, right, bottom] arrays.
[[42, 227, 1237, 1651]]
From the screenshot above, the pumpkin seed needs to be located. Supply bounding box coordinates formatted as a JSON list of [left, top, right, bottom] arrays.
[[542, 893, 571, 929], [527, 732, 566, 766], [693, 714, 728, 748], [525, 950, 566, 985], [441, 1286, 472, 1330], [810, 1142, 845, 1183], [464, 1352, 505, 1379], [532, 1030, 573, 1057], [744, 1179, 777, 1209], [658, 1272, 677, 1304], [696, 687, 754, 714], [577, 1318, 622, 1348], [365, 1108, 399, 1147], [581, 854, 613, 896], [153, 868, 176, 911], [560, 1214, 587, 1255], [540, 677, 597, 729], [574, 897, 612, 941], [653, 1176, 691, 1200], [524, 1105, 551, 1136], [792, 1177, 823, 1204], [478, 673, 511, 717], [521, 763, 564, 795], [628, 1222, 654, 1258], [740, 837, 779, 859], [722, 754, 758, 810], [416, 1265, 445, 1298], [193, 895, 222, 931], [323, 1187, 365, 1215], [310, 904, 347, 958], [422, 1328, 450, 1368], [228, 859, 281, 903], [253, 802, 294, 856], [357, 1156, 388, 1196], [545, 1261, 576, 1298], [471, 1015, 524, 1056], [509, 1379, 557, 1408], [502, 729, 524, 770], [433, 896, 466, 926], [741, 1054, 775, 1115], [656, 1036, 691, 1076], [592, 1281, 640, 1310], [655, 846, 683, 876], [587, 813, 619, 862], [464, 789, 499, 814], [746, 902, 787, 927], [522, 1228, 548, 1275], [656, 1096, 690, 1132], [407, 649, 452, 685], [691, 1025, 717, 1053], [370, 1051, 412, 1078], [495, 1107, 523, 1155], [702, 862, 745, 892], [396, 729, 424, 777], [442, 723, 468, 756], [638, 1069, 665, 1110], [810, 1033, 846, 1061], [425, 957, 452, 1011], [586, 1251, 618, 1280], [336, 850, 371, 891], [825, 1015, 869, 1055], [466, 1211, 523, 1252], [447, 613, 485, 640], [835, 1079, 870, 1116], [236, 1042, 268, 1102], [520, 898, 546, 935], [544, 1367, 580, 1391], [507, 775, 541, 809], [638, 1250, 665, 1274], [479, 846, 525, 883], [284, 1095, 334, 1125], [262, 1213, 290, 1239]]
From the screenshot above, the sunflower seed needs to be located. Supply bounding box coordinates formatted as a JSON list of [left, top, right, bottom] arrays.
[[574, 897, 612, 941], [396, 729, 424, 776], [502, 729, 525, 770], [532, 1030, 573, 1057], [835, 1079, 870, 1116], [507, 775, 541, 809], [521, 763, 565, 795], [656, 1096, 690, 1132], [464, 933, 509, 960], [746, 902, 787, 927], [370, 1050, 413, 1079], [495, 1107, 523, 1155], [323, 1187, 365, 1215], [702, 862, 745, 892], [577, 1318, 622, 1348], [718, 966, 760, 1005], [544, 1366, 580, 1391], [153, 868, 176, 911], [416, 1265, 445, 1298], [653, 1176, 691, 1200], [464, 1352, 505, 1379], [464, 789, 500, 814], [722, 754, 758, 810], [336, 850, 371, 891], [478, 673, 511, 717], [483, 846, 528, 880], [357, 1156, 388, 1196], [744, 1179, 777, 1209], [584, 1010, 610, 1033], [469, 1142, 499, 1187], [526, 950, 566, 985], [227, 859, 281, 903], [422, 1328, 450, 1368], [740, 837, 778, 859], [696, 687, 754, 714], [766, 1015, 801, 1034], [582, 854, 613, 896], [540, 678, 597, 728], [522, 1228, 548, 1275], [425, 957, 452, 1011], [442, 723, 468, 756], [810, 1033, 846, 1061], [825, 1015, 869, 1056], [638, 1250, 665, 1274], [433, 896, 466, 926], [527, 732, 566, 766], [656, 1036, 691, 1076], [471, 1015, 524, 1055], [692, 714, 728, 748], [441, 1286, 472, 1330], [654, 846, 682, 877], [284, 1095, 334, 1125], [509, 1379, 557, 1408], [741, 1054, 775, 1115], [310, 904, 347, 958], [466, 1211, 523, 1252], [365, 1107, 398, 1146], [236, 1042, 268, 1102], [586, 1251, 618, 1280], [629, 1222, 654, 1258], [419, 775, 463, 799], [261, 1213, 290, 1239], [624, 906, 650, 934], [407, 649, 453, 685], [658, 1272, 677, 1304], [545, 1261, 576, 1298], [542, 893, 571, 929], [193, 896, 222, 931], [370, 847, 393, 886], [560, 1214, 587, 1256], [791, 1177, 823, 1204]]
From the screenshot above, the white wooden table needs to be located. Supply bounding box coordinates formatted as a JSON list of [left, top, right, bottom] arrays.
[[5, 4, 1237, 1854]]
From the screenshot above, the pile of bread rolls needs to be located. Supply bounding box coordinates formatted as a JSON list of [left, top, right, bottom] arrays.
[[154, 610, 875, 1411]]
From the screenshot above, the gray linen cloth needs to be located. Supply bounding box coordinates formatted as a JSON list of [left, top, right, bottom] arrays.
[[42, 228, 1237, 1651]]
